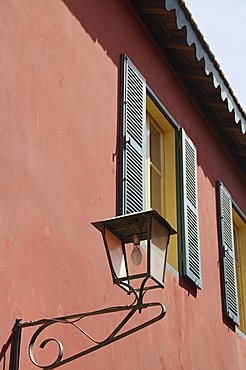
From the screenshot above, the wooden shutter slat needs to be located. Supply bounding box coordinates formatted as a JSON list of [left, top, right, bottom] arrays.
[[121, 56, 146, 214], [180, 129, 202, 288], [217, 182, 240, 324]]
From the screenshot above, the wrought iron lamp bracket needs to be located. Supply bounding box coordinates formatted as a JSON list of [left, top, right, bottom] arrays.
[[11, 281, 166, 369]]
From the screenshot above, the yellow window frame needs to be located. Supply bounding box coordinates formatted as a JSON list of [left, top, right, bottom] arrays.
[[146, 96, 178, 271], [233, 208, 246, 334]]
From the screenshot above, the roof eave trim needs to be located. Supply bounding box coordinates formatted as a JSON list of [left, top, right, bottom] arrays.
[[165, 0, 246, 134]]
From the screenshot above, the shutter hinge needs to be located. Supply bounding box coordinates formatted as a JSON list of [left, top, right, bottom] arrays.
[[124, 136, 131, 149]]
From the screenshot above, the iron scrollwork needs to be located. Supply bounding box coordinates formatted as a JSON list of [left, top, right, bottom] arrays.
[[13, 281, 166, 369]]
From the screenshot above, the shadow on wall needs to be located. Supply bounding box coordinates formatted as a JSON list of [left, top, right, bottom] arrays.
[[62, 0, 128, 215], [0, 326, 18, 370], [62, 0, 132, 67]]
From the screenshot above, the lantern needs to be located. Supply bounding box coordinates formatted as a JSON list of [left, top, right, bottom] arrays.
[[92, 210, 176, 293]]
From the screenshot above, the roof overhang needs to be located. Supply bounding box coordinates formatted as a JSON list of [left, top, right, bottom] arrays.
[[131, 0, 246, 174]]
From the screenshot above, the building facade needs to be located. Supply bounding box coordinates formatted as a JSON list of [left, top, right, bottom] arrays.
[[0, 1, 245, 369]]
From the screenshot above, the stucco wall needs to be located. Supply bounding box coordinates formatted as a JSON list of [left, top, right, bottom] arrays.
[[0, 0, 245, 369]]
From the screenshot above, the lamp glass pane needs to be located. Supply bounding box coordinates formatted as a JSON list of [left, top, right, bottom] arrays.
[[150, 217, 169, 285], [105, 228, 127, 280]]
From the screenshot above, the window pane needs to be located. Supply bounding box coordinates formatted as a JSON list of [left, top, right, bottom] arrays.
[[150, 217, 169, 285], [150, 123, 161, 171], [150, 167, 162, 214], [234, 224, 246, 332]]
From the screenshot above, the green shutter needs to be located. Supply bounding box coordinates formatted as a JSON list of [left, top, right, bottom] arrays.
[[121, 56, 146, 214], [217, 182, 240, 325], [180, 129, 202, 288]]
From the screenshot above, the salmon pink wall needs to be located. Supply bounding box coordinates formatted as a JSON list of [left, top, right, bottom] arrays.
[[0, 0, 245, 369]]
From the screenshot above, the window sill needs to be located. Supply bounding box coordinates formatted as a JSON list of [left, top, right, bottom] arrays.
[[236, 327, 246, 341], [167, 262, 179, 279]]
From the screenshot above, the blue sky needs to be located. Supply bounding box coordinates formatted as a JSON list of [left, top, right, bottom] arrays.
[[184, 0, 246, 111]]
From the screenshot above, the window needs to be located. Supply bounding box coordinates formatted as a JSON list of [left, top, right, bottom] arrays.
[[233, 214, 246, 333], [119, 55, 202, 287], [146, 98, 178, 272], [147, 112, 163, 216], [217, 182, 246, 332]]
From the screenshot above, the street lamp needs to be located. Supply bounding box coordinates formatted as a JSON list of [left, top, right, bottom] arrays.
[[10, 210, 176, 370], [92, 210, 176, 295]]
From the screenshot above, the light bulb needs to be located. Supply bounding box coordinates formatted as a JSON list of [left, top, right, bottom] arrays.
[[131, 245, 142, 266], [131, 235, 142, 266]]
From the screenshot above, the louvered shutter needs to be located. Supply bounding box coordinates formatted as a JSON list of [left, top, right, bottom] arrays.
[[121, 56, 146, 214], [217, 182, 240, 324], [180, 129, 202, 288]]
